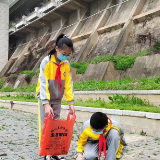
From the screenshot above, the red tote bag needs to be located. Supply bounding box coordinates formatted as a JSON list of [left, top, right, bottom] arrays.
[[39, 113, 76, 156]]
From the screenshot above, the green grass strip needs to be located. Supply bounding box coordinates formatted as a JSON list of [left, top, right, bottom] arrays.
[[0, 95, 160, 113]]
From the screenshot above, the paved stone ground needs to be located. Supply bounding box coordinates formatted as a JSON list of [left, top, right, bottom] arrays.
[[0, 107, 160, 160]]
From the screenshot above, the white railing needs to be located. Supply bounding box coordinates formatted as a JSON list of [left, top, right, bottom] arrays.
[[10, 0, 65, 32], [15, 16, 27, 29]]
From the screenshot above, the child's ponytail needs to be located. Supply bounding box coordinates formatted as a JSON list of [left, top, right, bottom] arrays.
[[48, 34, 74, 58]]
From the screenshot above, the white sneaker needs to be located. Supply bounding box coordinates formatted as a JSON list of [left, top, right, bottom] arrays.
[[44, 156, 50, 160]]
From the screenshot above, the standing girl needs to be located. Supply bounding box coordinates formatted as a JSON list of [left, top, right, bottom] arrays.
[[36, 34, 75, 160]]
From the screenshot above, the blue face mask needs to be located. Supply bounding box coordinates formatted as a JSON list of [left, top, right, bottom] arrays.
[[91, 129, 103, 135], [58, 54, 69, 61]]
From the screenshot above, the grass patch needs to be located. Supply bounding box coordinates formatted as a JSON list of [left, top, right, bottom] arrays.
[[1, 75, 160, 92], [70, 62, 88, 74], [140, 130, 147, 136], [155, 138, 159, 141], [0, 87, 15, 92], [22, 71, 34, 81], [70, 50, 148, 74], [108, 94, 148, 106], [21, 69, 39, 80], [0, 95, 160, 113], [9, 74, 17, 78], [0, 81, 4, 88], [139, 151, 144, 155], [0, 94, 37, 102], [74, 76, 160, 91], [0, 106, 8, 109], [61, 98, 160, 113], [14, 84, 36, 92], [125, 148, 129, 153], [20, 156, 25, 159], [0, 84, 36, 92], [73, 130, 77, 134], [8, 141, 16, 145], [90, 50, 149, 70]]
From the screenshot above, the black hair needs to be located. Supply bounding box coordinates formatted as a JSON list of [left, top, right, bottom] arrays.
[[90, 112, 108, 130], [48, 34, 74, 58]]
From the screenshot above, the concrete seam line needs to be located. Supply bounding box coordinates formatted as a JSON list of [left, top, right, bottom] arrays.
[[74, 90, 160, 95], [12, 101, 37, 106], [1, 90, 160, 95]]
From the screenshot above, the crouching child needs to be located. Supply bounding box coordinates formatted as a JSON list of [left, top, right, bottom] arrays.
[[76, 112, 127, 160]]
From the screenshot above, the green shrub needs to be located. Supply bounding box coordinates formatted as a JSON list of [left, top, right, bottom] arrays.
[[108, 94, 148, 106], [90, 50, 149, 70], [70, 62, 88, 74], [9, 74, 17, 78], [21, 70, 36, 80]]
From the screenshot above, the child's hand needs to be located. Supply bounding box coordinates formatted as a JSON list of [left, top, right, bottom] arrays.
[[69, 104, 75, 115], [44, 104, 54, 115], [76, 155, 85, 160]]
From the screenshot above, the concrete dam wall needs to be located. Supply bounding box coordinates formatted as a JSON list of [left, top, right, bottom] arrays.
[[1, 0, 160, 84]]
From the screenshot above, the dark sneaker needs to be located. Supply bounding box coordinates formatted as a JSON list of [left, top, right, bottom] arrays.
[[44, 156, 51, 160], [50, 156, 65, 160], [44, 156, 65, 160]]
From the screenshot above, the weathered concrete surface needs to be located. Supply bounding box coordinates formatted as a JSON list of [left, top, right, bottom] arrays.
[[70, 8, 88, 38], [81, 62, 109, 81], [64, 10, 78, 37], [87, 28, 122, 61], [7, 41, 32, 74], [0, 1, 9, 72], [0, 107, 160, 160], [13, 74, 30, 89], [76, 1, 112, 62], [70, 67, 77, 82], [106, 0, 136, 26], [134, 6, 160, 23], [69, 39, 87, 62], [2, 75, 17, 88], [122, 15, 160, 56], [141, 0, 160, 13], [30, 73, 39, 85], [103, 61, 125, 81], [36, 27, 51, 49], [73, 74, 82, 82], [78, 61, 125, 82], [0, 59, 15, 78], [126, 54, 160, 79]]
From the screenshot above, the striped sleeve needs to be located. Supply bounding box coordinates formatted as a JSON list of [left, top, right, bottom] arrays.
[[40, 57, 50, 105]]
